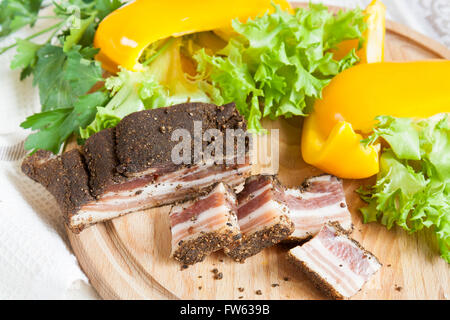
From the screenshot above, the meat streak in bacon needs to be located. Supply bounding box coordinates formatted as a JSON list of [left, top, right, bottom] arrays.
[[225, 175, 294, 262], [284, 175, 353, 241]]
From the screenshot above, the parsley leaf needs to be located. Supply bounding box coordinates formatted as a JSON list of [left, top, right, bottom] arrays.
[[63, 14, 96, 52], [10, 38, 41, 71], [0, 0, 44, 38], [65, 45, 103, 94], [33, 44, 74, 110], [95, 0, 123, 20], [32, 44, 103, 111], [21, 91, 109, 153], [21, 108, 72, 154], [2, 1, 125, 153]]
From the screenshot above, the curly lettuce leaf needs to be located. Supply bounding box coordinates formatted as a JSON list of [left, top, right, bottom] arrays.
[[359, 114, 450, 262], [79, 69, 147, 138], [193, 3, 364, 131], [362, 116, 421, 160]]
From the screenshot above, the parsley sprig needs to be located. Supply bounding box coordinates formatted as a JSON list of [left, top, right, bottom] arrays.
[[0, 0, 123, 153]]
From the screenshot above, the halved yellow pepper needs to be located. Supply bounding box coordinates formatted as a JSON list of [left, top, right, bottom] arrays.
[[333, 0, 386, 63], [360, 0, 385, 63], [94, 0, 292, 72], [302, 60, 450, 179], [303, 116, 380, 179]]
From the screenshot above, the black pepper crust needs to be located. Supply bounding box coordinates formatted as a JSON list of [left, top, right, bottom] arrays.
[[21, 149, 55, 183], [172, 229, 238, 265], [83, 128, 125, 197], [21, 149, 94, 230], [115, 102, 249, 176], [225, 216, 295, 263]]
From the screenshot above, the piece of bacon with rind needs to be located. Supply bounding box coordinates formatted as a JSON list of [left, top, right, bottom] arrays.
[[287, 222, 381, 299], [169, 182, 241, 265], [225, 175, 294, 262], [21, 102, 251, 233]]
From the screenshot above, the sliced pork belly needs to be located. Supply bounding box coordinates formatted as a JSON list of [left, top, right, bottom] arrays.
[[169, 183, 241, 265], [225, 175, 294, 262], [22, 102, 251, 233], [74, 156, 251, 230], [284, 175, 352, 241], [287, 222, 381, 299]]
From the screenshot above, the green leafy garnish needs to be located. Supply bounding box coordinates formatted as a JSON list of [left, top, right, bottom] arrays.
[[0, 0, 44, 38], [359, 114, 450, 262], [84, 3, 365, 136], [63, 14, 96, 52], [9, 38, 42, 80], [0, 1, 125, 153], [4, 2, 365, 153], [32, 44, 103, 111], [80, 38, 210, 138], [21, 91, 109, 153], [193, 3, 365, 131]]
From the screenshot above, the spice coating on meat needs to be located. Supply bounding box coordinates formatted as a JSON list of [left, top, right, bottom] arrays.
[[83, 128, 125, 197], [21, 149, 94, 231], [115, 102, 249, 176], [170, 183, 241, 265]]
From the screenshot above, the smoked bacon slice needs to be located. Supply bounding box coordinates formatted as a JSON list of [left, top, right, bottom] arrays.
[[169, 183, 241, 265], [225, 175, 294, 262]]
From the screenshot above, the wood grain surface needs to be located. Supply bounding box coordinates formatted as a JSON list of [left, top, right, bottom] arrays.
[[67, 4, 450, 300]]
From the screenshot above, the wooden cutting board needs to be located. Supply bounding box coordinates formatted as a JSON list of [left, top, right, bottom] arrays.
[[66, 4, 450, 300]]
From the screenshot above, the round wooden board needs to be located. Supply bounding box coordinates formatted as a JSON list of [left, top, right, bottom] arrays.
[[67, 4, 450, 300]]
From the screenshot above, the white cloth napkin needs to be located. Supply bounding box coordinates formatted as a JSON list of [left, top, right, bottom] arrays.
[[0, 0, 447, 300], [0, 8, 99, 300]]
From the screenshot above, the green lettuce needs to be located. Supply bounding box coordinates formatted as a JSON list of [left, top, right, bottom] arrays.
[[193, 3, 365, 131], [359, 114, 450, 262]]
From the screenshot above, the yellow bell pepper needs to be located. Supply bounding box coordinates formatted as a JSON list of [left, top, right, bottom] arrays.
[[360, 0, 386, 63], [301, 60, 450, 179], [94, 0, 292, 72], [333, 0, 386, 63]]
